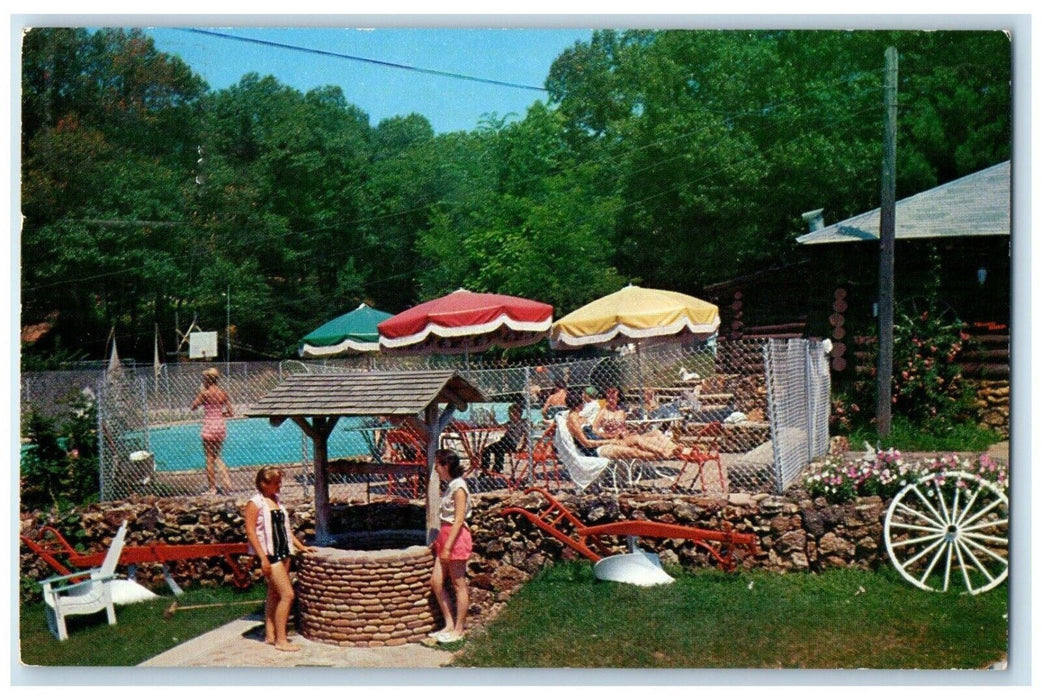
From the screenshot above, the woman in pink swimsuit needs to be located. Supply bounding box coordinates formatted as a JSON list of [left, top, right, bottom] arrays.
[[191, 367, 234, 495]]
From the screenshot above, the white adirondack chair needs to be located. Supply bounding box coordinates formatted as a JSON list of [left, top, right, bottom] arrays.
[[41, 520, 128, 641]]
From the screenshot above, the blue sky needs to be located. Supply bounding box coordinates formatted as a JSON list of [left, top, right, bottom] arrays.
[[143, 27, 593, 134]]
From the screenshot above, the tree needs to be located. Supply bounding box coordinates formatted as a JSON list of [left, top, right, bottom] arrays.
[[20, 28, 1011, 362], [546, 30, 1011, 291], [416, 102, 626, 313], [191, 75, 375, 354], [21, 28, 205, 361]]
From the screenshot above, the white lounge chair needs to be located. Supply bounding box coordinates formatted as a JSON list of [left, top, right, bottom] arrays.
[[41, 520, 128, 641], [552, 413, 614, 491]]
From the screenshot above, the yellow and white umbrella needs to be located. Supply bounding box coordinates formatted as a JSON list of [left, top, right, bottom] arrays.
[[550, 285, 720, 350]]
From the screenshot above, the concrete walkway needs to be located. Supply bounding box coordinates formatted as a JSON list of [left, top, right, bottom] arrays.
[[985, 440, 1009, 465], [139, 613, 454, 668]]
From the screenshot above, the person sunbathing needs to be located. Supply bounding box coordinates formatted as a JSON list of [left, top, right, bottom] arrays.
[[586, 386, 682, 460], [564, 389, 684, 462]]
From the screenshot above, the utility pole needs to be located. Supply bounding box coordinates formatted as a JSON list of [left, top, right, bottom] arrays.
[[225, 284, 231, 377], [877, 46, 898, 439]]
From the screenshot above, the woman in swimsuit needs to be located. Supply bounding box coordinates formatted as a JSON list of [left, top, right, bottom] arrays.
[[244, 467, 314, 652], [590, 386, 680, 460], [190, 367, 233, 495], [564, 389, 666, 461]]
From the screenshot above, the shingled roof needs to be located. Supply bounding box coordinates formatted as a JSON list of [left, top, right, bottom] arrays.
[[244, 370, 485, 418], [797, 160, 1010, 245]]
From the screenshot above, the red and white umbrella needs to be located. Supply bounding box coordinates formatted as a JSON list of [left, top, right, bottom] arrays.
[[378, 288, 553, 356]]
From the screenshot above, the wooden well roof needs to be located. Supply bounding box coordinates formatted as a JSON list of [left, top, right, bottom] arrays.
[[244, 370, 485, 419]]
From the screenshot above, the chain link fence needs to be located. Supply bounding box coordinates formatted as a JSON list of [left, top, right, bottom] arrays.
[[20, 337, 830, 503], [764, 338, 832, 492]]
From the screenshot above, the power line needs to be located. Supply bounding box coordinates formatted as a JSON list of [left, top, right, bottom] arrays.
[[181, 28, 547, 93]]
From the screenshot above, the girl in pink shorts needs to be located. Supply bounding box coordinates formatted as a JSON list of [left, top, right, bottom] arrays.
[[429, 448, 472, 644]]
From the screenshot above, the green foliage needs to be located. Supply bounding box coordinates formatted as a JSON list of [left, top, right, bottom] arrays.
[[845, 416, 1003, 453], [833, 293, 985, 442], [20, 391, 100, 511], [546, 29, 1010, 292], [891, 307, 977, 428], [20, 28, 1011, 361], [415, 104, 627, 312], [20, 342, 88, 371], [454, 565, 1007, 668]]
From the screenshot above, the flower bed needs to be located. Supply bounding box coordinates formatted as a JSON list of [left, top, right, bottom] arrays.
[[802, 447, 1008, 504]]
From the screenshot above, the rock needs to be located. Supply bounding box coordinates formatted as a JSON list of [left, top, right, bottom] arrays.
[[728, 493, 754, 507], [802, 509, 825, 538], [759, 498, 785, 514], [22, 479, 914, 607], [777, 530, 807, 554], [818, 532, 856, 558], [769, 515, 792, 535], [520, 552, 547, 574], [490, 564, 528, 593], [855, 536, 878, 558], [470, 572, 494, 590]]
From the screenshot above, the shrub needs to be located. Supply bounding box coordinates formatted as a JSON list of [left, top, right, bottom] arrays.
[[890, 307, 978, 429], [803, 447, 1007, 504], [20, 390, 100, 511]]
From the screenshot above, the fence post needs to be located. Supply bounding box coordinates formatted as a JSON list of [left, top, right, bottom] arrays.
[[803, 339, 814, 465], [523, 365, 533, 485], [96, 376, 107, 501], [764, 340, 783, 494], [141, 374, 150, 453]]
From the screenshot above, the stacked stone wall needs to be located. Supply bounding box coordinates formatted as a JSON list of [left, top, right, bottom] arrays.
[[974, 379, 1010, 438], [21, 486, 889, 632], [296, 544, 438, 646]]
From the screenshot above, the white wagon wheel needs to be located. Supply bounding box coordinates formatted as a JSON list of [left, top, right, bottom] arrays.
[[884, 471, 1008, 594]]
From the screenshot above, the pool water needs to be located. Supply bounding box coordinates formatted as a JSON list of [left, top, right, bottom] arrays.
[[138, 403, 533, 472], [140, 416, 368, 472]]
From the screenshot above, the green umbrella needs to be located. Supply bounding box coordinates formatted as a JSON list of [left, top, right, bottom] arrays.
[[299, 303, 393, 357]]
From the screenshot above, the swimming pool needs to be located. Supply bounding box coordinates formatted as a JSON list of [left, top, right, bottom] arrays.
[[137, 403, 535, 472], [138, 416, 367, 472]]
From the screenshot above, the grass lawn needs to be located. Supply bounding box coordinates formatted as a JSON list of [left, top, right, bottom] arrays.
[[19, 583, 268, 667], [452, 563, 1008, 669], [19, 565, 1008, 669]]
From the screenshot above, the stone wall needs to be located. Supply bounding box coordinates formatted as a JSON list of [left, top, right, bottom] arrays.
[[296, 543, 439, 646], [974, 379, 1010, 438], [20, 487, 888, 627]]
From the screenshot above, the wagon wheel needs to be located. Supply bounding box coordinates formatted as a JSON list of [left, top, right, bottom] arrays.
[[884, 471, 1008, 594]]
